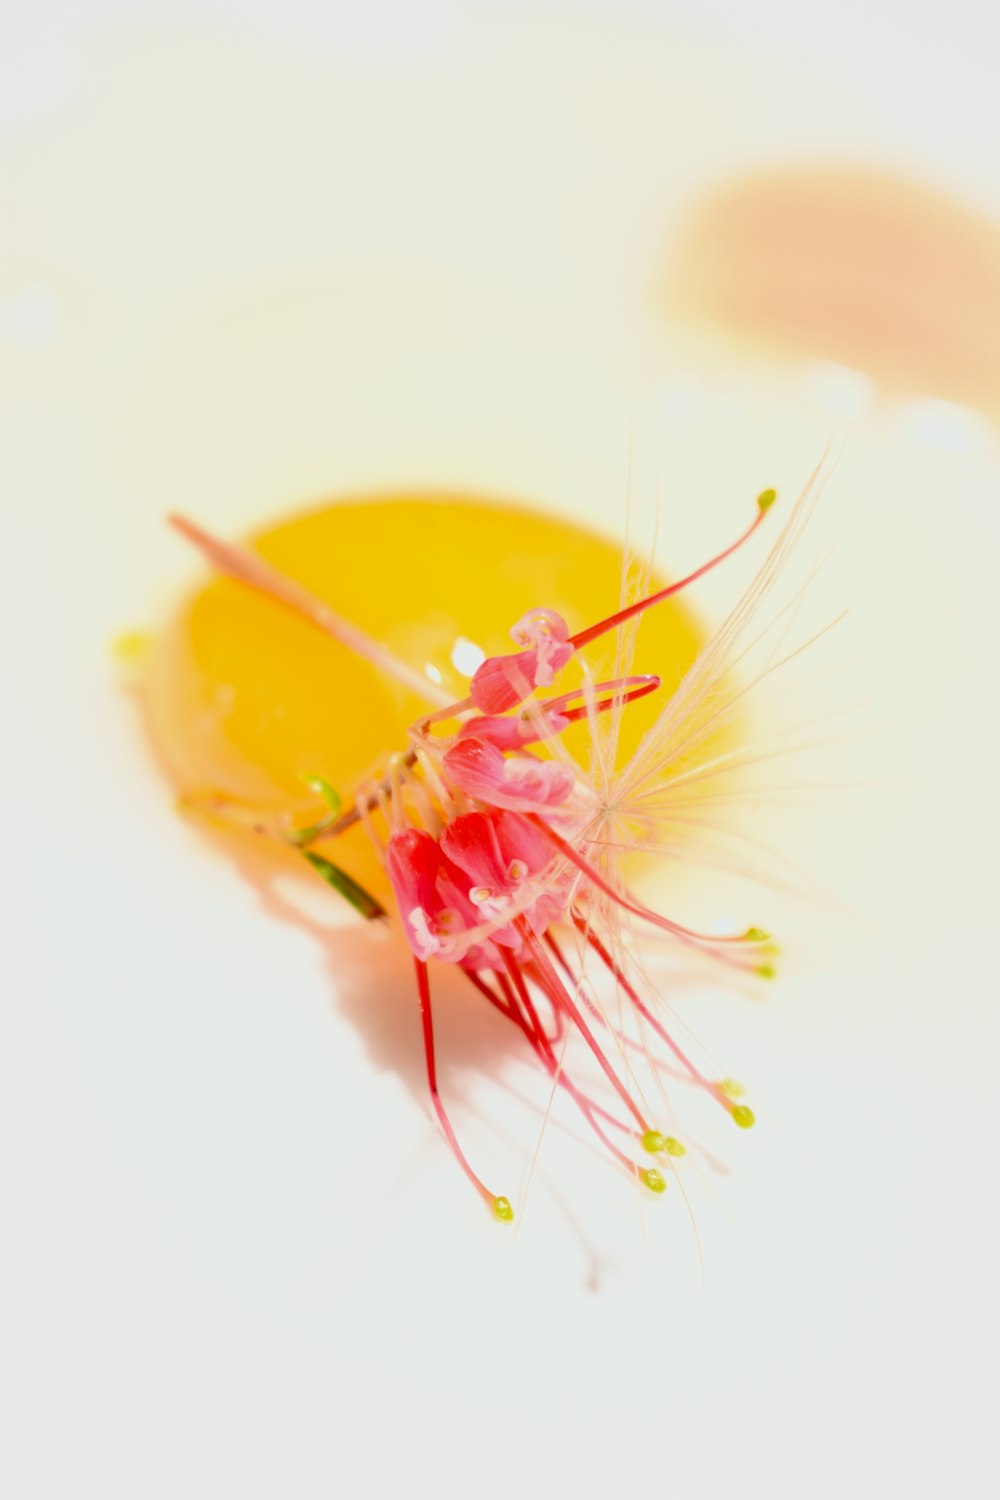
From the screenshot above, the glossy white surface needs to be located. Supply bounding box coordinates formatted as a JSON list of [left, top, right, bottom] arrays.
[[3, 4, 999, 1497]]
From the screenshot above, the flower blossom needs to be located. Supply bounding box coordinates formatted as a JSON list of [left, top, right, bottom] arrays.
[[470, 608, 575, 713], [172, 484, 792, 1220], [442, 737, 575, 812]]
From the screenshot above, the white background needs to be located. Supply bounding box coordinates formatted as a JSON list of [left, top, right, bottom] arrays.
[[3, 3, 1000, 1497]]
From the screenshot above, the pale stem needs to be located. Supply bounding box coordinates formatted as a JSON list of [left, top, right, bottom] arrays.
[[169, 514, 453, 708]]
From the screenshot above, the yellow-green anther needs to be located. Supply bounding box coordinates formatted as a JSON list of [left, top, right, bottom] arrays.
[[757, 487, 777, 511], [491, 1196, 515, 1222], [300, 773, 342, 814], [664, 1137, 686, 1157], [642, 1129, 667, 1155], [720, 1078, 745, 1099], [744, 926, 770, 943], [731, 1105, 756, 1129], [640, 1168, 667, 1194], [756, 962, 776, 980]]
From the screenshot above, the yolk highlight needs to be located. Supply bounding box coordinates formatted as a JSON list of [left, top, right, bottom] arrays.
[[144, 493, 703, 891]]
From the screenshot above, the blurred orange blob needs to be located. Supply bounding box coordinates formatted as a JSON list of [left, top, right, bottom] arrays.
[[668, 165, 1000, 414], [145, 494, 703, 890]]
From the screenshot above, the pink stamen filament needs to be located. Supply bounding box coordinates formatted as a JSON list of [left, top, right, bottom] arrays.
[[532, 676, 661, 739], [552, 674, 660, 720], [569, 502, 770, 652], [545, 929, 697, 1094], [529, 816, 757, 970], [498, 952, 644, 1174], [464, 967, 629, 1139], [572, 913, 735, 1118], [418, 696, 475, 728], [169, 514, 453, 709], [494, 966, 565, 1054], [348, 504, 770, 784], [514, 919, 652, 1135], [544, 927, 654, 1060], [427, 671, 661, 751], [462, 967, 529, 1032], [414, 958, 500, 1207]]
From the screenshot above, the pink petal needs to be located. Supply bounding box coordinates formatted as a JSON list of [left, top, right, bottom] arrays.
[[443, 738, 574, 812], [469, 649, 539, 714]]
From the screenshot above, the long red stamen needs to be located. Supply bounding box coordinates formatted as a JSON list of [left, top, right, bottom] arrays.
[[543, 675, 661, 727], [462, 967, 529, 1032], [572, 914, 710, 1084], [515, 920, 652, 1134], [499, 952, 648, 1175], [493, 967, 560, 1046], [545, 929, 686, 1091], [414, 959, 513, 1220], [572, 915, 753, 1126], [543, 928, 579, 986], [493, 968, 524, 1018], [497, 952, 550, 1052], [569, 495, 774, 651], [528, 816, 758, 969], [415, 495, 773, 732], [457, 676, 662, 752], [467, 963, 621, 1134]]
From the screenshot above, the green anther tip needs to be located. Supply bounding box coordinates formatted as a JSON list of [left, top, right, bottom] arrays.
[[640, 1168, 667, 1194], [744, 926, 770, 943], [731, 1105, 756, 1130], [757, 487, 777, 512], [300, 773, 342, 812], [491, 1196, 515, 1222], [720, 1077, 745, 1099], [664, 1137, 687, 1158], [642, 1129, 667, 1155], [756, 962, 777, 980]]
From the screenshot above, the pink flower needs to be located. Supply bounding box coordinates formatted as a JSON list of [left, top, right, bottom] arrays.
[[469, 608, 574, 713], [439, 809, 565, 940], [171, 484, 790, 1218], [385, 828, 461, 963], [442, 736, 575, 812], [456, 707, 571, 750], [385, 821, 518, 967]]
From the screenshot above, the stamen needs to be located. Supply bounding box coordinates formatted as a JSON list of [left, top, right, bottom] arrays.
[[515, 920, 653, 1136], [530, 816, 761, 971], [499, 952, 650, 1177], [544, 675, 662, 727], [569, 493, 775, 651], [414, 959, 512, 1218], [295, 750, 419, 844], [461, 968, 527, 1031], [169, 514, 454, 708], [288, 772, 344, 845], [576, 936, 757, 1131], [573, 915, 718, 1101], [544, 932, 697, 1152]]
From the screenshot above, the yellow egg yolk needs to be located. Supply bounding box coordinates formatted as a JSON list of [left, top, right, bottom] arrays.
[[144, 493, 704, 894]]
